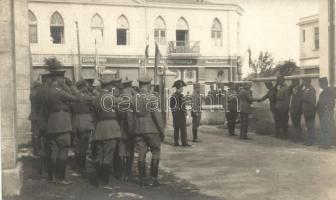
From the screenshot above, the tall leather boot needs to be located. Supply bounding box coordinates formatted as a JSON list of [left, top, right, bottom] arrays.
[[121, 157, 128, 183], [173, 128, 180, 146], [149, 159, 160, 186], [138, 161, 146, 187], [126, 157, 133, 181], [57, 160, 72, 185], [101, 164, 111, 189], [192, 129, 201, 142]]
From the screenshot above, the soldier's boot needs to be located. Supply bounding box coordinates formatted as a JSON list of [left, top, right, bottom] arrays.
[[126, 156, 133, 181], [57, 160, 72, 185], [46, 158, 53, 181], [149, 159, 160, 187], [101, 164, 112, 189], [173, 129, 180, 146], [120, 157, 128, 183], [138, 161, 146, 187], [192, 129, 201, 143], [92, 162, 101, 187]]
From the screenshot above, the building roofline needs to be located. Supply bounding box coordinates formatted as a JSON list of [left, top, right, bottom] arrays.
[[297, 14, 319, 26], [28, 0, 244, 15]]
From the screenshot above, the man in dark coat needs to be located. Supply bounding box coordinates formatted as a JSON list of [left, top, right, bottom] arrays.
[[302, 78, 316, 146], [191, 83, 202, 142], [257, 81, 278, 121], [274, 76, 291, 139], [238, 82, 256, 139], [30, 81, 42, 157], [71, 79, 95, 176], [118, 79, 138, 182], [289, 79, 303, 141], [317, 77, 335, 149], [46, 73, 80, 185], [92, 77, 121, 189], [170, 80, 190, 147], [225, 82, 239, 136], [133, 76, 165, 187]]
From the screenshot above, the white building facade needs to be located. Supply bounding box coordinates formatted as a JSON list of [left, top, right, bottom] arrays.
[[297, 15, 320, 75], [28, 0, 244, 83]]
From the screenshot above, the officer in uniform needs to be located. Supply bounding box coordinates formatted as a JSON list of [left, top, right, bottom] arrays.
[[36, 73, 52, 180], [119, 78, 137, 182], [71, 79, 95, 176], [238, 82, 256, 139], [289, 79, 303, 141], [92, 77, 121, 189], [133, 76, 165, 187], [257, 81, 278, 122], [170, 80, 190, 147], [316, 77, 335, 149], [46, 71, 80, 185], [302, 78, 316, 146], [30, 81, 42, 156], [191, 83, 202, 142], [225, 82, 239, 136], [274, 76, 291, 139]]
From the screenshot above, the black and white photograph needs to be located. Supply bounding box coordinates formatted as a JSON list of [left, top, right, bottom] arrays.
[[0, 0, 336, 199]]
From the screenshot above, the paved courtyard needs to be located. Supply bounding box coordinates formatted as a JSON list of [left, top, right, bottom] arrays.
[[161, 126, 336, 200]]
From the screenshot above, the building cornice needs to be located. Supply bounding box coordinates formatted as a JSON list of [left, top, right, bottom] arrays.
[[28, 0, 244, 15], [297, 14, 319, 26]]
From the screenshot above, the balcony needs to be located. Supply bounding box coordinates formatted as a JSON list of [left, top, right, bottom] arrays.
[[168, 41, 201, 58]]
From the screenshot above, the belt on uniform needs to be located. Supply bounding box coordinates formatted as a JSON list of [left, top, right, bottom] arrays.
[[51, 109, 69, 113]]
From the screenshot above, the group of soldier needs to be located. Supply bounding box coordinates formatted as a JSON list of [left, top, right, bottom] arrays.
[[224, 75, 335, 149], [30, 70, 166, 189]]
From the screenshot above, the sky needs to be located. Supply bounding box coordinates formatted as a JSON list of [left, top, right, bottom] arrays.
[[212, 0, 319, 76]]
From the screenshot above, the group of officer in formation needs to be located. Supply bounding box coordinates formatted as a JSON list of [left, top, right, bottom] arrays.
[[225, 75, 335, 149], [29, 69, 335, 189], [29, 70, 173, 189]]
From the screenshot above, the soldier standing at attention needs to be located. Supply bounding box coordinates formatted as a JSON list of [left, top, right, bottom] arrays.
[[133, 76, 165, 187], [289, 79, 303, 142], [170, 80, 191, 147], [46, 72, 80, 185], [316, 77, 335, 149], [239, 82, 256, 139], [71, 79, 95, 176], [257, 81, 278, 123], [226, 82, 239, 136], [302, 78, 316, 146], [92, 77, 121, 189], [191, 83, 202, 142], [274, 76, 291, 139], [119, 79, 138, 182]]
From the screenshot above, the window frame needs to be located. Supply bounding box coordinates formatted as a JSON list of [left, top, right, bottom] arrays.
[[28, 10, 38, 44], [211, 18, 223, 47], [50, 11, 65, 44], [314, 27, 319, 50]]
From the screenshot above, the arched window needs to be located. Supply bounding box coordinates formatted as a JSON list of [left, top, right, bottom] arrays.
[[50, 11, 64, 44], [176, 17, 189, 46], [91, 13, 104, 43], [28, 10, 38, 43], [154, 16, 166, 45], [116, 15, 129, 46], [211, 18, 222, 47]]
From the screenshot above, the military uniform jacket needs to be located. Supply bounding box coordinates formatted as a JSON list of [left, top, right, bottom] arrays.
[[239, 88, 254, 114], [93, 90, 121, 140], [302, 85, 316, 113], [259, 87, 277, 112], [290, 85, 303, 114], [119, 87, 138, 139], [170, 92, 187, 128], [317, 87, 335, 115], [191, 92, 202, 117], [71, 92, 95, 133], [46, 87, 79, 134], [275, 84, 290, 110], [133, 89, 164, 135]]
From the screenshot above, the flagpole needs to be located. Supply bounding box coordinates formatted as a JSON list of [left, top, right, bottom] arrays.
[[75, 21, 81, 81], [94, 39, 99, 77]]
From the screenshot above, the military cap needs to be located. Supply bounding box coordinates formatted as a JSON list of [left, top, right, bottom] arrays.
[[172, 80, 186, 88], [85, 78, 95, 86], [76, 79, 87, 88], [99, 77, 115, 87], [319, 77, 328, 83], [138, 76, 153, 85], [49, 70, 66, 77], [122, 78, 133, 86]]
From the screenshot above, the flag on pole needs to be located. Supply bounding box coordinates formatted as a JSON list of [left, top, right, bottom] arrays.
[[94, 39, 99, 75], [247, 47, 252, 68], [144, 35, 149, 76], [154, 42, 161, 85]]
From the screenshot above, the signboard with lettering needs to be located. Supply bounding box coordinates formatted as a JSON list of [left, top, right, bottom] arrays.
[[32, 54, 74, 66]]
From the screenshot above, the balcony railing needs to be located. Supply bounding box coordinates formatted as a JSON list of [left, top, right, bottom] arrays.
[[168, 41, 201, 55]]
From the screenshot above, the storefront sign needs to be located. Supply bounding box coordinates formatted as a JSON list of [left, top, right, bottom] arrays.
[[32, 54, 74, 66], [81, 56, 140, 66]]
